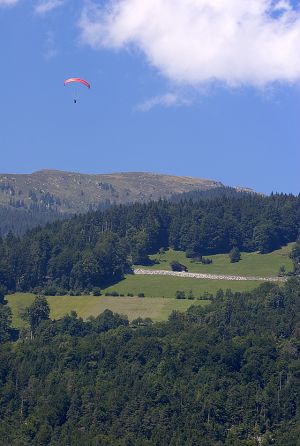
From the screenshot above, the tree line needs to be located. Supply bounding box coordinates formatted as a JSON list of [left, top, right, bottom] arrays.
[[0, 193, 299, 293], [291, 233, 300, 274]]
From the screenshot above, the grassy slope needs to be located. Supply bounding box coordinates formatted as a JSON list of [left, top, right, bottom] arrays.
[[7, 244, 293, 328], [136, 243, 294, 277], [7, 293, 209, 328], [102, 275, 262, 298]]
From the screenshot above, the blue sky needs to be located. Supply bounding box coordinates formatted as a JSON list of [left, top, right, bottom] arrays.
[[0, 0, 299, 194]]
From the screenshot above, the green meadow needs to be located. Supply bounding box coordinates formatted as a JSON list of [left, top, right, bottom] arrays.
[[7, 244, 293, 329], [102, 274, 262, 298], [136, 243, 294, 277], [7, 293, 209, 328]]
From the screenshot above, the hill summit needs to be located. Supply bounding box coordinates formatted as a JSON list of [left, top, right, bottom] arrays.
[[0, 170, 255, 235], [0, 170, 230, 214]]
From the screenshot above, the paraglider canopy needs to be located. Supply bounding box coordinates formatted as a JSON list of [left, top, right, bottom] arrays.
[[64, 78, 91, 88], [64, 78, 91, 103]]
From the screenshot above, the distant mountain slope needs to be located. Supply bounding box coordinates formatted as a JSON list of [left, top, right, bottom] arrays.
[[0, 170, 253, 235], [0, 170, 226, 214], [170, 186, 257, 203]]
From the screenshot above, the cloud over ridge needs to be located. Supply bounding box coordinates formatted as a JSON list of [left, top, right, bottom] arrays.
[[79, 0, 300, 87]]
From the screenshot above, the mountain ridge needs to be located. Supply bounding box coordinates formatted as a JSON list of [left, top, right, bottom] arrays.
[[0, 169, 235, 213], [0, 170, 255, 235]]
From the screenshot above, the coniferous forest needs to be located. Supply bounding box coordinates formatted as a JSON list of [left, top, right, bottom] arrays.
[[0, 205, 70, 236], [1, 192, 300, 445], [0, 184, 244, 236], [0, 193, 299, 293], [0, 279, 300, 445]]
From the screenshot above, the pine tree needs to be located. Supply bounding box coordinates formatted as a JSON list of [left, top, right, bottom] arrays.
[[229, 247, 241, 263]]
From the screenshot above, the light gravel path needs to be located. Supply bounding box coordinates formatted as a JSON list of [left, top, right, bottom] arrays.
[[133, 269, 287, 283]]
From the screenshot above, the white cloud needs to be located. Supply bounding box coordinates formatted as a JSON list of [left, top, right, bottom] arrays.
[[137, 93, 192, 111], [44, 31, 59, 60], [0, 0, 20, 7], [79, 0, 300, 87], [35, 0, 66, 15], [273, 0, 292, 12]]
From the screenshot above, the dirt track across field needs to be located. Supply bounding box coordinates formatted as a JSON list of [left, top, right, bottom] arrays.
[[133, 269, 287, 283]]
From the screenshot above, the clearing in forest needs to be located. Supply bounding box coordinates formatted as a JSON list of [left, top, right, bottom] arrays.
[[136, 243, 294, 277]]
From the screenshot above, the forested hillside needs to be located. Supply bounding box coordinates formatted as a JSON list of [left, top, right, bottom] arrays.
[[0, 206, 70, 236], [1, 279, 300, 445], [0, 170, 231, 235], [0, 193, 299, 293]]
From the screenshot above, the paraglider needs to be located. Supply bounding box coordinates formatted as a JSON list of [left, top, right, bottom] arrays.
[[64, 78, 91, 103]]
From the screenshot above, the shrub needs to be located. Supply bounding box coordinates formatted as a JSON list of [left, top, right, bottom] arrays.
[[104, 291, 119, 297], [132, 317, 153, 326], [43, 286, 57, 296], [170, 261, 188, 272], [215, 289, 225, 301], [202, 257, 213, 265], [279, 265, 286, 276], [93, 287, 102, 296], [186, 249, 199, 259], [138, 293, 145, 298], [194, 256, 204, 263], [56, 287, 67, 296], [198, 292, 213, 300], [176, 290, 186, 299], [187, 290, 194, 300], [131, 317, 144, 326], [70, 289, 82, 296]]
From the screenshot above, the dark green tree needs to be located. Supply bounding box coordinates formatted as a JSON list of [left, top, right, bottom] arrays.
[[229, 246, 241, 263], [253, 222, 280, 253], [0, 305, 12, 343], [129, 229, 150, 265], [291, 233, 300, 274], [89, 309, 128, 333], [0, 285, 6, 305], [23, 295, 50, 338]]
